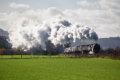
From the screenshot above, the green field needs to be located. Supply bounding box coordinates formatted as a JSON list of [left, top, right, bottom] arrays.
[[0, 56, 120, 80]]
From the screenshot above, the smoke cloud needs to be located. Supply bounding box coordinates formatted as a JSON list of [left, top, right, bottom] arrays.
[[9, 16, 98, 52]]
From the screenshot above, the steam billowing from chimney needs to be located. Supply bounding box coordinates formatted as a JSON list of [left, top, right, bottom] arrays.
[[8, 16, 98, 53]]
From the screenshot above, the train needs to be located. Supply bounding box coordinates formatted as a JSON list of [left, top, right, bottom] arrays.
[[64, 43, 100, 54]]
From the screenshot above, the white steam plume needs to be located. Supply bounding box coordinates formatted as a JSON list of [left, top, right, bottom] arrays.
[[9, 16, 98, 50]]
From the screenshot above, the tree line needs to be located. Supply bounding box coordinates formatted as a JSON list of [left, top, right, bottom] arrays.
[[0, 47, 120, 60]]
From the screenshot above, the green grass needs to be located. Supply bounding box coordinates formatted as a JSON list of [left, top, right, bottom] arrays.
[[0, 56, 120, 80], [0, 55, 66, 59]]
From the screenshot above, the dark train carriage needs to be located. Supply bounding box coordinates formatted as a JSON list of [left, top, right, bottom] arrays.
[[64, 43, 100, 54]]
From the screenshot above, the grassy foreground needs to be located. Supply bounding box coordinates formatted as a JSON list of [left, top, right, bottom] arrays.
[[0, 56, 120, 80]]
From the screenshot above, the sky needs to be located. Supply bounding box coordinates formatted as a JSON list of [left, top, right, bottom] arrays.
[[0, 0, 120, 38]]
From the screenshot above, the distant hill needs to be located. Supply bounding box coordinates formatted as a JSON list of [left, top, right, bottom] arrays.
[[97, 37, 120, 49], [0, 29, 12, 49]]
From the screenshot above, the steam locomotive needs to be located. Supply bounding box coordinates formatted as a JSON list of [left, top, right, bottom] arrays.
[[64, 43, 100, 54]]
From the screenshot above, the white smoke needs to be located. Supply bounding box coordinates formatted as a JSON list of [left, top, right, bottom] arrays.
[[9, 15, 98, 51]]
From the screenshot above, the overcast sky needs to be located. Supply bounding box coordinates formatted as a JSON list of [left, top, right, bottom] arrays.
[[0, 0, 120, 38]]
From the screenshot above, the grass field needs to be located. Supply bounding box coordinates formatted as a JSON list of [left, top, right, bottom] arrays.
[[0, 55, 120, 80]]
